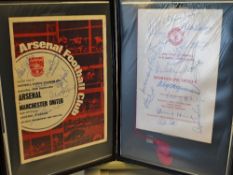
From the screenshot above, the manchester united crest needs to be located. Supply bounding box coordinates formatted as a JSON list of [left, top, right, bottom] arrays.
[[168, 27, 184, 46]]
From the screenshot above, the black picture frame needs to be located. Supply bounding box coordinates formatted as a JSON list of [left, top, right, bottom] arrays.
[[1, 1, 233, 175], [118, 1, 233, 175], [0, 1, 117, 175]]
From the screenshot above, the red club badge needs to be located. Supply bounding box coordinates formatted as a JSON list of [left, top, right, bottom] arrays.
[[168, 27, 184, 46], [29, 56, 44, 77]]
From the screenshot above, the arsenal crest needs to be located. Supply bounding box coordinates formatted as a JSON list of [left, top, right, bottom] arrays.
[[29, 56, 44, 77]]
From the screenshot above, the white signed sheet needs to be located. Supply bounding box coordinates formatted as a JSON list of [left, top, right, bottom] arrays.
[[136, 9, 222, 143]]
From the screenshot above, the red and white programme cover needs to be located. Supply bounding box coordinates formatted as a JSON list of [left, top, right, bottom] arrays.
[[9, 16, 107, 164]]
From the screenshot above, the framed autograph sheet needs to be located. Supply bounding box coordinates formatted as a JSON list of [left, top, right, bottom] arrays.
[[0, 1, 115, 175], [10, 15, 108, 164], [119, 1, 233, 175], [1, 1, 233, 175]]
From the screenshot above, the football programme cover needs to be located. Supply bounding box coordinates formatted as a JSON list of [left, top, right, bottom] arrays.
[[9, 16, 107, 164]]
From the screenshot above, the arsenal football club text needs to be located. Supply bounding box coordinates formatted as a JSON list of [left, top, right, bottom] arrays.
[[9, 16, 107, 163]]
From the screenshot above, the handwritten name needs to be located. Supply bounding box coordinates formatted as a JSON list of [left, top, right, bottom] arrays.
[[157, 80, 200, 95], [19, 42, 86, 116], [144, 87, 155, 108]]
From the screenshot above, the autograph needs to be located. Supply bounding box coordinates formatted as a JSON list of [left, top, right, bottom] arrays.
[[137, 9, 222, 143]]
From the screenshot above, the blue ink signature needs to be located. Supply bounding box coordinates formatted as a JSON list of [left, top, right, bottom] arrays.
[[48, 67, 76, 99], [156, 108, 176, 125], [16, 60, 28, 78], [157, 108, 176, 125], [157, 108, 174, 116], [157, 80, 200, 95], [144, 87, 155, 108], [16, 67, 26, 78], [154, 59, 202, 75], [55, 68, 68, 89], [192, 101, 203, 133], [140, 65, 152, 94], [47, 55, 59, 77]]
